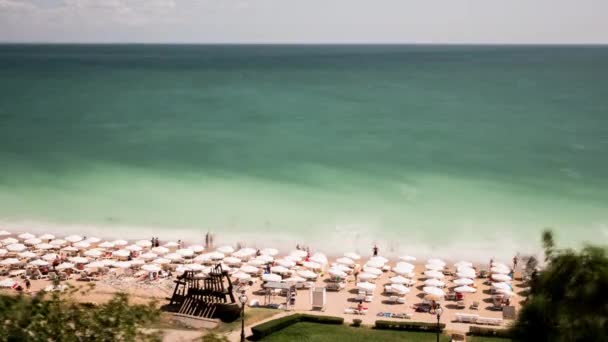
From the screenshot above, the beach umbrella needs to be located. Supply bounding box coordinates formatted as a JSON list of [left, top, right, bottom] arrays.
[[290, 250, 308, 258], [310, 253, 328, 265], [0, 248, 6, 256], [39, 234, 55, 240], [495, 289, 515, 297], [390, 275, 409, 285], [492, 262, 509, 269], [331, 263, 351, 273], [176, 249, 194, 257], [0, 279, 17, 288], [208, 251, 225, 260], [492, 282, 512, 290], [276, 259, 296, 268], [491, 266, 510, 274], [365, 259, 385, 268], [84, 249, 104, 258], [188, 245, 205, 253], [328, 269, 347, 278], [152, 258, 170, 265], [35, 243, 54, 250], [284, 276, 306, 283], [399, 255, 417, 261], [357, 272, 377, 281], [112, 261, 132, 269], [69, 256, 89, 264], [1, 238, 18, 245], [130, 259, 146, 267], [56, 262, 75, 270], [99, 241, 115, 249], [151, 246, 169, 255], [492, 274, 512, 282], [424, 270, 444, 279], [0, 258, 20, 265], [363, 266, 382, 276], [454, 285, 477, 293], [271, 265, 290, 274], [217, 245, 234, 254], [84, 237, 101, 244], [164, 241, 179, 248], [453, 278, 475, 286], [425, 263, 443, 271], [6, 243, 26, 252], [344, 252, 361, 260], [50, 239, 67, 246], [297, 270, 317, 279], [303, 261, 321, 270], [136, 252, 156, 260], [261, 248, 279, 256], [136, 240, 152, 248], [30, 259, 49, 267], [247, 259, 266, 267], [233, 272, 251, 281], [427, 258, 446, 267], [391, 283, 410, 295], [18, 251, 37, 259], [262, 273, 282, 282], [165, 253, 183, 262], [194, 254, 212, 263], [142, 264, 161, 273], [357, 282, 376, 292], [187, 264, 205, 271], [61, 246, 78, 253], [370, 256, 388, 264], [0, 230, 11, 236], [113, 240, 128, 246], [65, 235, 83, 243], [18, 233, 36, 240], [423, 286, 445, 297], [424, 278, 445, 287], [336, 257, 354, 266], [24, 238, 42, 245], [113, 249, 130, 258], [73, 241, 91, 249], [396, 262, 415, 270], [223, 256, 242, 265], [454, 261, 473, 268], [126, 245, 142, 252], [234, 248, 257, 258], [255, 255, 274, 263], [42, 253, 59, 261], [100, 259, 115, 266], [456, 269, 476, 279], [284, 255, 301, 262], [86, 261, 106, 268], [240, 265, 259, 274], [393, 267, 415, 277]]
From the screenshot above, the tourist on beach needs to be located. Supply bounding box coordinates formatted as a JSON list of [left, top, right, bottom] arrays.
[[52, 256, 59, 270], [354, 269, 359, 283], [25, 278, 31, 292], [151, 237, 155, 247], [513, 255, 519, 269], [177, 240, 182, 248], [256, 249, 261, 257], [373, 245, 378, 257], [155, 238, 160, 247], [296, 244, 301, 250]]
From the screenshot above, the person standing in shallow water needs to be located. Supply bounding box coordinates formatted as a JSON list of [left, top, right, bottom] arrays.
[[373, 245, 378, 257]]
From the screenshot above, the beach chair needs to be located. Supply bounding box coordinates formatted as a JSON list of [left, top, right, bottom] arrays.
[[364, 295, 373, 302], [456, 300, 466, 309], [470, 301, 479, 310]]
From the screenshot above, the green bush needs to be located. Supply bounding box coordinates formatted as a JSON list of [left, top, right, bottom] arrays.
[[469, 326, 513, 338], [250, 314, 344, 339], [352, 318, 362, 327], [374, 320, 445, 332]]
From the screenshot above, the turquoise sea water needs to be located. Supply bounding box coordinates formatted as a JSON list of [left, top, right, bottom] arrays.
[[0, 45, 607, 259]]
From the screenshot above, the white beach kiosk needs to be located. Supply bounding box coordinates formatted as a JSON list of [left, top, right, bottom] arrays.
[[310, 286, 326, 311]]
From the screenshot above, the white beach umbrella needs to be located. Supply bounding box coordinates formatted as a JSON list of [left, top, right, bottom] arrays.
[[370, 256, 388, 264], [188, 245, 205, 253], [138, 252, 157, 260], [454, 261, 473, 268], [255, 255, 274, 263], [399, 255, 417, 261], [331, 263, 351, 273], [393, 267, 415, 277], [130, 259, 145, 266], [424, 270, 444, 279], [99, 241, 115, 249], [344, 252, 361, 260], [290, 250, 308, 258], [303, 261, 321, 270], [391, 284, 410, 295], [223, 256, 242, 266], [35, 243, 54, 250], [0, 248, 6, 256], [61, 246, 78, 253], [39, 234, 55, 240], [233, 272, 252, 281], [69, 256, 89, 264], [136, 240, 152, 248], [100, 259, 115, 266], [112, 261, 132, 269], [491, 266, 511, 274], [495, 288, 515, 297], [284, 255, 301, 263], [30, 259, 49, 267], [453, 278, 475, 286], [208, 251, 225, 260], [270, 265, 290, 274], [284, 276, 306, 283], [492, 262, 509, 269], [1, 238, 18, 245], [73, 241, 91, 249], [24, 238, 42, 245], [86, 261, 106, 268], [261, 248, 279, 256], [18, 251, 37, 259], [336, 257, 354, 266], [262, 273, 282, 282], [357, 282, 376, 292], [126, 245, 142, 252], [328, 268, 348, 278], [357, 272, 377, 281], [50, 239, 67, 246], [396, 262, 415, 270], [310, 253, 328, 265], [276, 259, 296, 268], [0, 258, 20, 265], [18, 233, 36, 240], [454, 285, 477, 293], [427, 258, 446, 267], [142, 264, 161, 273], [42, 253, 59, 261], [297, 270, 318, 279], [187, 263, 205, 271], [240, 265, 259, 274], [217, 245, 234, 254], [84, 249, 104, 258], [56, 262, 75, 270], [152, 258, 170, 265], [0, 230, 11, 236], [363, 266, 382, 276], [423, 286, 445, 297], [247, 259, 266, 267], [425, 263, 443, 271], [390, 275, 409, 284], [0, 278, 17, 288], [6, 243, 26, 252], [365, 259, 385, 269], [492, 274, 512, 282], [164, 241, 179, 248], [113, 249, 131, 258], [194, 254, 212, 263], [456, 269, 476, 279], [151, 246, 169, 255], [234, 247, 257, 258], [113, 240, 128, 247], [424, 278, 445, 287], [492, 282, 512, 290], [65, 235, 83, 243], [165, 253, 183, 262], [84, 237, 101, 244], [176, 249, 194, 257]]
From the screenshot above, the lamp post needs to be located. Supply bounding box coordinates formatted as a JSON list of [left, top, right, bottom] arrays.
[[436, 306, 443, 342], [239, 294, 248, 342]]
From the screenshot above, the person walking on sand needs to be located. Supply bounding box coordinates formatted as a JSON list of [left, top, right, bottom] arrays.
[[373, 245, 378, 257], [25, 278, 31, 293], [354, 269, 359, 283]]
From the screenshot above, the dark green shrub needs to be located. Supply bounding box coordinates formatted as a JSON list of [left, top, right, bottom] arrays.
[[374, 320, 445, 332], [250, 314, 344, 339], [352, 318, 362, 327], [468, 326, 513, 338]]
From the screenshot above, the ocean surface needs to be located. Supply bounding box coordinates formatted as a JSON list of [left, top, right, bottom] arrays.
[[1, 44, 607, 260]]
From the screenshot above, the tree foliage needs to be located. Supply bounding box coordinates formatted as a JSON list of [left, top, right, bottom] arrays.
[[511, 231, 608, 342], [0, 286, 161, 342]]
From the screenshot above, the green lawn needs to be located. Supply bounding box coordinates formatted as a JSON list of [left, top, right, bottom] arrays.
[[214, 308, 281, 334], [259, 322, 451, 342]]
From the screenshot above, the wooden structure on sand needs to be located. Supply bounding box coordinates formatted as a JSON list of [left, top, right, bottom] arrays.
[[165, 264, 241, 322]]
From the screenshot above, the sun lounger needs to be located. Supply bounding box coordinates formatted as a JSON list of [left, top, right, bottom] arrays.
[[477, 317, 503, 326], [364, 295, 373, 302], [455, 313, 479, 323], [387, 296, 406, 304], [470, 301, 479, 310], [391, 312, 411, 319]]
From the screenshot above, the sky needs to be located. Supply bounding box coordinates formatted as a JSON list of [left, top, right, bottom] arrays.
[[0, 0, 607, 44]]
